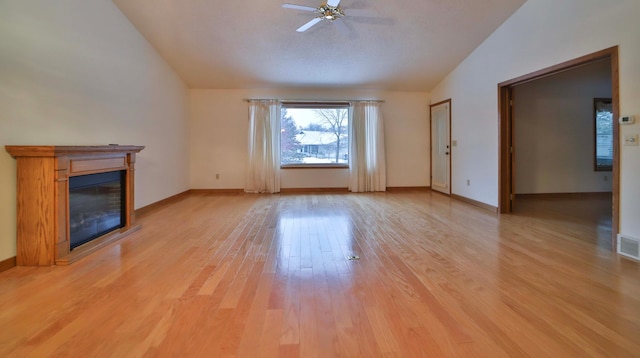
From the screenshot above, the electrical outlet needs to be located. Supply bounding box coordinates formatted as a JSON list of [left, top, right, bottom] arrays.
[[466, 179, 470, 186], [216, 173, 220, 179]]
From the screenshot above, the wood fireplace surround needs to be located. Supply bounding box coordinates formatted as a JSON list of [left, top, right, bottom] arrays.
[[5, 145, 144, 266]]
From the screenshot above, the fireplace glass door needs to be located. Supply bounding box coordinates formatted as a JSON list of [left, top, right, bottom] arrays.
[[68, 170, 126, 249]]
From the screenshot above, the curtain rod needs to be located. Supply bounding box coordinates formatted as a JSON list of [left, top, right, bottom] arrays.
[[243, 99, 384, 103]]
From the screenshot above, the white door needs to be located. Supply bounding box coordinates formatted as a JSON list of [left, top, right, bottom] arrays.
[[431, 101, 451, 195]]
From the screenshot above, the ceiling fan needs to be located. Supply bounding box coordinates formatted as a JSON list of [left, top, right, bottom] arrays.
[[282, 0, 376, 33]]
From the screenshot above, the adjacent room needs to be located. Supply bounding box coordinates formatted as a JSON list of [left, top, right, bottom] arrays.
[[1, 0, 639, 356], [512, 58, 614, 249]]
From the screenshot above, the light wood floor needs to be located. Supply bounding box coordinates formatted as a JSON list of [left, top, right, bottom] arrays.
[[1, 191, 638, 357], [513, 193, 614, 249]]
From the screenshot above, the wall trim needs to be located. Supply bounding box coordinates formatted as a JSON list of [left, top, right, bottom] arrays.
[[189, 189, 245, 194], [0, 256, 17, 273], [136, 189, 248, 217], [515, 192, 611, 199], [386, 186, 430, 192], [280, 187, 349, 194], [135, 190, 192, 217], [451, 193, 499, 213]]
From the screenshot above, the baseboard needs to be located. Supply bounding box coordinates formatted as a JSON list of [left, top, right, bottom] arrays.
[[136, 189, 246, 218], [135, 190, 192, 217], [451, 193, 499, 213], [280, 187, 349, 194], [0, 256, 16, 273], [188, 187, 431, 194], [515, 192, 611, 199], [189, 189, 245, 194], [386, 186, 430, 192]]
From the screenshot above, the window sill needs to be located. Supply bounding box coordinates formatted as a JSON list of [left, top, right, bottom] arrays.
[[281, 164, 349, 170]]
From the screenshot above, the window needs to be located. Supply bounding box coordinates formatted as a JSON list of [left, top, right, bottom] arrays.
[[281, 102, 349, 167], [594, 98, 613, 171]]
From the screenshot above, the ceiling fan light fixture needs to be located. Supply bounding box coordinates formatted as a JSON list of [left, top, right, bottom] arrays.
[[318, 4, 344, 21]]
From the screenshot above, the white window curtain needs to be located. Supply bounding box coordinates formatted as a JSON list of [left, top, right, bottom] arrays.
[[349, 101, 386, 192], [245, 100, 281, 194]]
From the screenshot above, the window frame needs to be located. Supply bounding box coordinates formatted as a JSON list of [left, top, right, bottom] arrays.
[[593, 97, 613, 172], [280, 101, 351, 169]]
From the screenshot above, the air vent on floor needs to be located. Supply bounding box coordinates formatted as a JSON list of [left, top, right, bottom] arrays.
[[617, 234, 640, 261]]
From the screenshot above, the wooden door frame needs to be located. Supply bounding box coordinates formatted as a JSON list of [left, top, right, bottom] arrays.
[[498, 46, 620, 250], [430, 99, 452, 195]]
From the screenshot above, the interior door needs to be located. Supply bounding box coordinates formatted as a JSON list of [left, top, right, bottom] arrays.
[[431, 101, 451, 195]]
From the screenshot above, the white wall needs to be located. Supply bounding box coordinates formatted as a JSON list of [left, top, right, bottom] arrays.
[[430, 0, 640, 237], [190, 89, 430, 190], [0, 0, 190, 262], [514, 59, 612, 194]]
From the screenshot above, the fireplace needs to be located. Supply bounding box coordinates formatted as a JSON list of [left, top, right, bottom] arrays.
[[69, 170, 126, 249], [5, 145, 144, 266]]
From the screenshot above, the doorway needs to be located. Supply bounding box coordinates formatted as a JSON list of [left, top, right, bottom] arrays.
[[498, 46, 620, 249], [431, 100, 451, 195]]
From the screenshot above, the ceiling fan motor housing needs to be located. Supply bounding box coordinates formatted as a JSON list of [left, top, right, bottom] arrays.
[[318, 4, 344, 20]]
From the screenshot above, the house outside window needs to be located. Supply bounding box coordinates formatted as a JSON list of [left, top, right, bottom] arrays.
[[281, 102, 349, 167]]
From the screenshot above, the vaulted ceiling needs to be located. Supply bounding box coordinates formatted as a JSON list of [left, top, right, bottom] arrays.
[[113, 0, 527, 91]]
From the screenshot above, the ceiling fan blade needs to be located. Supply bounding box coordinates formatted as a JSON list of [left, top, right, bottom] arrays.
[[327, 0, 341, 7], [346, 9, 379, 18], [297, 17, 322, 32], [282, 3, 317, 12]]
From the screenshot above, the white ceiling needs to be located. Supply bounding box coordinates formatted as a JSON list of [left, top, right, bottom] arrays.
[[113, 0, 527, 91]]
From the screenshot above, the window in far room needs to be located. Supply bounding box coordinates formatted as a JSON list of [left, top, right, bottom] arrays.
[[594, 98, 613, 171], [280, 102, 350, 167]]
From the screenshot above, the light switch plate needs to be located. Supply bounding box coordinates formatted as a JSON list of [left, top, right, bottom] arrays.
[[624, 134, 639, 146]]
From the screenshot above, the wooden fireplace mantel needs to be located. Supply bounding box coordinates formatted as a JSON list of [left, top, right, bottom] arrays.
[[5, 145, 145, 266]]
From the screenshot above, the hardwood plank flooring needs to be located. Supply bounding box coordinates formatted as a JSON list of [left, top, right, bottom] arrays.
[[0, 191, 638, 357]]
